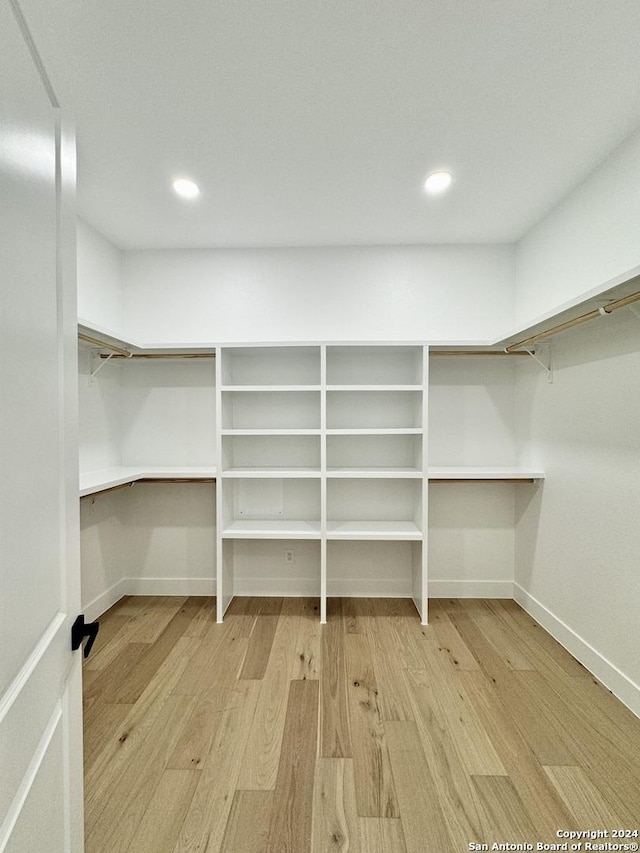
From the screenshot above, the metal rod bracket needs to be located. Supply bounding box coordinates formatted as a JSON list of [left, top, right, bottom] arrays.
[[523, 342, 553, 383], [90, 351, 115, 382]]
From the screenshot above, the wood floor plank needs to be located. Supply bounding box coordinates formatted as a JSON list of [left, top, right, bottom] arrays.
[[483, 599, 589, 679], [109, 598, 204, 704], [341, 598, 362, 634], [503, 670, 581, 766], [168, 634, 249, 772], [312, 759, 360, 853], [266, 680, 320, 852], [182, 596, 217, 638], [124, 596, 188, 644], [359, 819, 407, 853], [83, 643, 149, 710], [172, 619, 238, 695], [173, 680, 261, 853], [431, 619, 481, 671], [125, 769, 199, 853], [402, 667, 494, 845], [166, 701, 224, 771], [85, 693, 195, 853], [385, 720, 452, 853], [240, 613, 280, 679], [543, 765, 625, 828], [85, 636, 197, 820], [419, 643, 507, 776], [345, 632, 398, 818], [292, 597, 321, 680], [466, 600, 535, 671], [220, 791, 274, 853], [84, 630, 139, 674], [472, 774, 539, 842], [320, 602, 352, 758], [87, 613, 130, 661], [459, 670, 577, 841], [237, 608, 301, 789], [83, 701, 133, 772], [366, 620, 415, 722]]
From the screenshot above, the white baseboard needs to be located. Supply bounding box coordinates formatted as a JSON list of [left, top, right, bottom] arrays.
[[514, 583, 640, 719], [429, 580, 514, 598], [125, 577, 216, 596], [83, 578, 129, 622], [327, 578, 412, 597], [234, 577, 320, 596]]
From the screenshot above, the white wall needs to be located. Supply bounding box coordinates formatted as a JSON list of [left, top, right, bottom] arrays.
[[123, 483, 216, 595], [77, 218, 124, 332], [122, 245, 515, 344], [515, 126, 640, 327], [81, 484, 216, 618], [429, 484, 515, 598], [514, 307, 640, 714], [80, 491, 126, 618], [120, 360, 215, 466], [428, 356, 519, 596], [78, 345, 122, 472]]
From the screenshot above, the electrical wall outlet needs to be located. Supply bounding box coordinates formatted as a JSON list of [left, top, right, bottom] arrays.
[[285, 550, 294, 563]]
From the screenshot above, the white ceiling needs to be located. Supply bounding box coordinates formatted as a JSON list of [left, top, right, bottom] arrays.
[[24, 1, 640, 249]]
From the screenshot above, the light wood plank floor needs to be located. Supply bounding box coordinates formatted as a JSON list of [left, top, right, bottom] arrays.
[[83, 596, 640, 852]]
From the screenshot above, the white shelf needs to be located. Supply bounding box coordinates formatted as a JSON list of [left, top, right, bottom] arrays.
[[222, 519, 322, 539], [79, 466, 217, 497], [326, 428, 423, 435], [221, 429, 322, 436], [327, 467, 422, 478], [221, 468, 321, 478], [326, 520, 422, 540], [428, 466, 545, 481], [221, 385, 321, 392], [326, 384, 422, 391]]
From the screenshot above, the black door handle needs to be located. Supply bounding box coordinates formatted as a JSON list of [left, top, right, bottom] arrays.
[[71, 615, 100, 659]]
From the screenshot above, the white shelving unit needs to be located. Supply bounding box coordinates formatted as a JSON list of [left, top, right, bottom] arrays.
[[79, 326, 546, 625], [216, 344, 429, 623]]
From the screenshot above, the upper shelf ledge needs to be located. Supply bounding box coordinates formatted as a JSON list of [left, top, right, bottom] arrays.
[[80, 466, 217, 497], [428, 466, 544, 482], [79, 269, 640, 355]]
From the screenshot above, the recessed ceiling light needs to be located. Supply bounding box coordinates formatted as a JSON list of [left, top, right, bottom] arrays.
[[424, 171, 452, 195], [172, 178, 200, 199]]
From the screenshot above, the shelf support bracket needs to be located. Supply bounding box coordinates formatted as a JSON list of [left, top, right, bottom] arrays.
[[523, 342, 553, 383], [90, 351, 115, 382]]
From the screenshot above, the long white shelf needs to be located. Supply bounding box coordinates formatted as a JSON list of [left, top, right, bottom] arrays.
[[326, 385, 422, 391], [327, 520, 422, 540], [222, 519, 322, 539], [221, 385, 322, 392], [221, 429, 321, 436], [327, 467, 422, 478], [80, 466, 217, 497], [221, 468, 321, 478], [326, 428, 422, 435], [428, 466, 545, 481]]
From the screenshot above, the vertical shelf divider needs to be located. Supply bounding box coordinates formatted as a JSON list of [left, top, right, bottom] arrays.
[[416, 345, 429, 624], [215, 346, 229, 622], [320, 345, 327, 623]]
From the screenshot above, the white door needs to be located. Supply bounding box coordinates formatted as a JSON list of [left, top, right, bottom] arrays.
[[0, 2, 83, 852]]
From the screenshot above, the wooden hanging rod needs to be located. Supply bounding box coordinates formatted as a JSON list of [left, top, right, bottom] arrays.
[[431, 350, 530, 356], [78, 332, 131, 357], [505, 289, 640, 353], [429, 477, 535, 483], [137, 477, 216, 484], [99, 352, 216, 359]]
